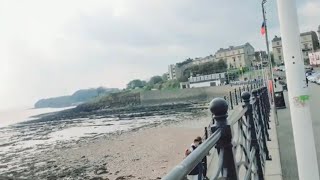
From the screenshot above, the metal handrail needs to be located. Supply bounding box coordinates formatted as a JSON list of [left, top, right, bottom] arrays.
[[162, 129, 222, 180], [230, 107, 248, 125], [163, 84, 271, 180]]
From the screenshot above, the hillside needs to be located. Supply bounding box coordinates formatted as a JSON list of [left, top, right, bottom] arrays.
[[34, 87, 119, 108]]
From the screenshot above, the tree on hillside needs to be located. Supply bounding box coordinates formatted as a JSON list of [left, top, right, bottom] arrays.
[[216, 60, 228, 72], [127, 79, 145, 89], [148, 76, 163, 85], [162, 79, 180, 89], [162, 73, 168, 82], [176, 58, 193, 67], [178, 75, 188, 82], [270, 53, 276, 66], [182, 60, 227, 79]]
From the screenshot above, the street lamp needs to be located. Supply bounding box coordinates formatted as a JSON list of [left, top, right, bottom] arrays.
[[261, 0, 274, 81]]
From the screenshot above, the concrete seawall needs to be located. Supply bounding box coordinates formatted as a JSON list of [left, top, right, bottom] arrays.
[[140, 86, 236, 105]]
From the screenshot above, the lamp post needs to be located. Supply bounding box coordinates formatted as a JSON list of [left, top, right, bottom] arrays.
[[261, 0, 280, 143], [261, 0, 277, 105], [276, 0, 320, 179]]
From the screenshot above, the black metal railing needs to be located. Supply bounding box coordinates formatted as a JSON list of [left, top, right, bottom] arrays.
[[163, 85, 272, 180], [224, 79, 264, 111]]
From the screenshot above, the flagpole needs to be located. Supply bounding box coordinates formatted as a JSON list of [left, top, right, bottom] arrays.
[[262, 0, 279, 129], [262, 0, 276, 102]]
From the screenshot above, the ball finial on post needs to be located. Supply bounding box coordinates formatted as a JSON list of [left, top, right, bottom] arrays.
[[209, 98, 228, 117], [241, 91, 251, 103]]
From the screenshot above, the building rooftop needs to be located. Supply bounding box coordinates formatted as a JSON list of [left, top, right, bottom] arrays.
[[189, 73, 226, 83], [272, 36, 281, 42], [216, 42, 253, 53], [272, 31, 318, 42]]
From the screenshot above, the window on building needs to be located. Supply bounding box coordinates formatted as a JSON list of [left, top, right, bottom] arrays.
[[277, 42, 280, 45], [279, 56, 282, 60], [233, 57, 236, 62], [277, 48, 281, 53], [238, 56, 241, 60]]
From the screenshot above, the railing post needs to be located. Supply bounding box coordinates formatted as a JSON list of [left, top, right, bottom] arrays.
[[258, 88, 271, 139], [204, 127, 208, 140], [229, 91, 234, 110], [262, 87, 271, 122], [234, 89, 238, 105], [209, 98, 238, 180], [252, 89, 272, 160], [242, 92, 264, 180]]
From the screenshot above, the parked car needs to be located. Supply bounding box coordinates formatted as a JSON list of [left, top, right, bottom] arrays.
[[316, 78, 320, 85], [278, 66, 286, 71], [309, 73, 320, 83], [307, 72, 319, 80], [305, 65, 313, 71]]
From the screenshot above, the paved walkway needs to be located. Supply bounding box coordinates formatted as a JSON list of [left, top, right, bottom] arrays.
[[265, 108, 283, 180], [275, 82, 320, 180]]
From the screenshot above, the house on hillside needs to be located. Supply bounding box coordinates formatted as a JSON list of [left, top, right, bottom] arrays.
[[214, 43, 255, 69], [168, 43, 256, 81], [272, 30, 320, 65], [180, 73, 226, 89]]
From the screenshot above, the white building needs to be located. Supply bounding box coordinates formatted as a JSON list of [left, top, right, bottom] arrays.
[[309, 51, 320, 66], [318, 25, 320, 42], [188, 73, 226, 88], [272, 31, 320, 65], [214, 43, 255, 69], [167, 64, 176, 80], [167, 62, 194, 80], [253, 51, 268, 67]]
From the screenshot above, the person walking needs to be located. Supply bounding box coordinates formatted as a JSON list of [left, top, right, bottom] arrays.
[[306, 76, 309, 87], [185, 138, 203, 180], [196, 136, 209, 180]]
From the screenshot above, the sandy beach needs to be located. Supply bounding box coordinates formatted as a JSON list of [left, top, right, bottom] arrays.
[[0, 105, 213, 180], [46, 112, 211, 180], [57, 117, 210, 180]]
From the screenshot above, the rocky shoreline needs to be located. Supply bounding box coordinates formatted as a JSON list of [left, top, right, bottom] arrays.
[[0, 102, 210, 180], [28, 102, 207, 123]]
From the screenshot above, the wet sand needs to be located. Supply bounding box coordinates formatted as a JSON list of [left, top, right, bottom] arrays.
[[0, 108, 211, 180], [53, 117, 210, 180]]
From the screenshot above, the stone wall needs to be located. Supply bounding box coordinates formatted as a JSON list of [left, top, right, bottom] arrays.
[[140, 86, 234, 105]]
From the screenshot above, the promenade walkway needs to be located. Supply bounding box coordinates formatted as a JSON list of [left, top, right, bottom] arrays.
[[276, 82, 320, 180]]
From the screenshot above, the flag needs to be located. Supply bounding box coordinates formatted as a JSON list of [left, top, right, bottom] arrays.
[[261, 21, 266, 35]]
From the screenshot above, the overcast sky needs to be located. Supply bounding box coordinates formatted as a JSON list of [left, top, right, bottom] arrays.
[[0, 0, 319, 110]]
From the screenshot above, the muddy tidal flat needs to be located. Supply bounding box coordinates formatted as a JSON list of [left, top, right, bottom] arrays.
[[0, 103, 211, 180]]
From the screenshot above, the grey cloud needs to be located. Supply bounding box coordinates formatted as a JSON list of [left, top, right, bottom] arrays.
[[1, 0, 316, 109]]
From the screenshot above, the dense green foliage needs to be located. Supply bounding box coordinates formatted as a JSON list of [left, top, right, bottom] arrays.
[[126, 79, 147, 89], [176, 58, 193, 67], [148, 76, 163, 85], [179, 60, 227, 82]]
